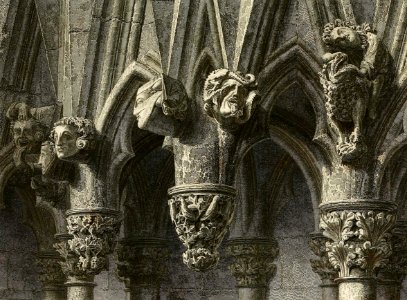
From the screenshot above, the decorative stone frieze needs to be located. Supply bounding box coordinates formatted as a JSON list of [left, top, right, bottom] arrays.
[[168, 184, 236, 271], [54, 209, 121, 279], [319, 19, 390, 163], [203, 69, 258, 132], [319, 201, 396, 278], [309, 232, 337, 281], [116, 238, 169, 287], [226, 238, 279, 288]]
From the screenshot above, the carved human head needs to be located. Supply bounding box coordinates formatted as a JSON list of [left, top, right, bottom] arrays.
[[6, 102, 47, 151], [134, 74, 188, 136], [50, 117, 95, 162], [203, 69, 258, 130], [322, 19, 371, 51]]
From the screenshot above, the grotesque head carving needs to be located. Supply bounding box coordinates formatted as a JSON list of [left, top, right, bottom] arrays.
[[6, 102, 47, 151], [50, 117, 95, 162], [322, 20, 371, 54], [203, 69, 258, 131]]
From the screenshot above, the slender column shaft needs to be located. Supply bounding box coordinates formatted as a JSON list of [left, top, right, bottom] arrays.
[[66, 277, 95, 300], [42, 288, 66, 300], [130, 285, 160, 300], [337, 278, 376, 300], [238, 287, 267, 300], [321, 279, 339, 300]]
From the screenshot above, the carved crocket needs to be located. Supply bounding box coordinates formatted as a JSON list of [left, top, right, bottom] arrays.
[[320, 20, 390, 162]]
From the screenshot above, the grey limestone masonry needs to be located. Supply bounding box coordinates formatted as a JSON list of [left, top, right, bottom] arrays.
[[1, 1, 407, 300]]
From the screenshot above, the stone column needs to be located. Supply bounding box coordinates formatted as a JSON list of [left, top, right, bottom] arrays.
[[36, 251, 66, 300], [54, 209, 121, 300], [309, 232, 338, 300], [319, 201, 396, 300], [377, 220, 407, 300], [226, 238, 279, 300], [116, 238, 169, 300], [134, 70, 259, 271]]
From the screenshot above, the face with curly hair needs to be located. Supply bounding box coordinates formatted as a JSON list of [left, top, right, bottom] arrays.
[[330, 26, 362, 49], [53, 124, 80, 159]]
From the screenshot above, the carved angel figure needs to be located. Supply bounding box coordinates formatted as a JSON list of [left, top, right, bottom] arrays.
[[320, 20, 390, 162], [203, 69, 258, 131]]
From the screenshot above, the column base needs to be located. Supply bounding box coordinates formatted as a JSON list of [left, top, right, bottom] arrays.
[[336, 277, 376, 300]]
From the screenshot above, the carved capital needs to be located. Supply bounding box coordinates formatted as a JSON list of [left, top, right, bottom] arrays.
[[116, 238, 169, 287], [379, 221, 407, 282], [54, 210, 121, 279], [309, 233, 337, 281], [203, 69, 258, 131], [226, 239, 279, 288], [36, 251, 66, 287], [168, 184, 236, 271], [319, 202, 396, 278]]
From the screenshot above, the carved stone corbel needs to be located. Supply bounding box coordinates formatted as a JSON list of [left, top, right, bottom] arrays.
[[319, 19, 391, 164], [134, 70, 259, 271], [168, 184, 236, 271]]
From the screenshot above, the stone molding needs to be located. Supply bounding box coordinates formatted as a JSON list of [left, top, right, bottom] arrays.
[[116, 238, 169, 287], [54, 210, 121, 279], [226, 238, 279, 288], [319, 202, 396, 278], [168, 183, 236, 271]]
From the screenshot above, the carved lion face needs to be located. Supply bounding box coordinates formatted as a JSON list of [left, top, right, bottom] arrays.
[[330, 26, 362, 49], [53, 124, 80, 160]]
